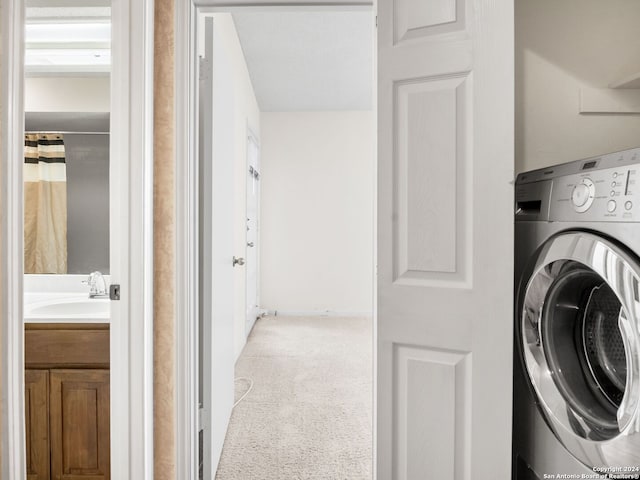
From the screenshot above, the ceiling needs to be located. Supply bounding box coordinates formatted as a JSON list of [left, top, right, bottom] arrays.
[[22, 8, 373, 106], [25, 4, 111, 76], [231, 11, 374, 111]]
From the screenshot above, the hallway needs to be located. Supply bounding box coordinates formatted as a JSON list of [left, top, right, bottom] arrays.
[[215, 316, 373, 479]]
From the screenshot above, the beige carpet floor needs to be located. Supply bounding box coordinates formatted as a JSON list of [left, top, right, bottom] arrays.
[[215, 315, 373, 480]]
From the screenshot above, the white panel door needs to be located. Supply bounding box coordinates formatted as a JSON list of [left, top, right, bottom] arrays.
[[377, 0, 514, 477], [199, 16, 236, 479]]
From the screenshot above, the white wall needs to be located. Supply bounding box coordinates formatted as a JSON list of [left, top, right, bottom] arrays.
[[260, 111, 374, 316], [516, 0, 640, 173], [25, 77, 110, 112], [204, 14, 261, 360]]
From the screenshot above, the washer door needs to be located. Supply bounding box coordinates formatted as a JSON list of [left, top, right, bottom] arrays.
[[521, 231, 640, 469]]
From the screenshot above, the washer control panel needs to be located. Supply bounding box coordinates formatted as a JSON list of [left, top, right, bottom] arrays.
[[551, 163, 640, 222]]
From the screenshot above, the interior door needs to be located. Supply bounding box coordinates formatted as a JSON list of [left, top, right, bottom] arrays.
[[377, 0, 514, 478], [245, 133, 260, 335], [198, 16, 236, 479]]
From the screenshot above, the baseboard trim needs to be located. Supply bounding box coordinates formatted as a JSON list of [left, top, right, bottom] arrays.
[[265, 310, 372, 318]]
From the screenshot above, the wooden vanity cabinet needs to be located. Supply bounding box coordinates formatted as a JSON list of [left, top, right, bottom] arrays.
[[25, 324, 110, 480]]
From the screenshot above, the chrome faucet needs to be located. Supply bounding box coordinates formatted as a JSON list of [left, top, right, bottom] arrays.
[[85, 271, 109, 298]]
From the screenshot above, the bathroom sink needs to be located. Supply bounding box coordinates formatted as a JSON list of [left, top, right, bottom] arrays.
[[26, 297, 110, 318]]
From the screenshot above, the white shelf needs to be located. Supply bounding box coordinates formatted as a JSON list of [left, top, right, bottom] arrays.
[[610, 71, 640, 89]]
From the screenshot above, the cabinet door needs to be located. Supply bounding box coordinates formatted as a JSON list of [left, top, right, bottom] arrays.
[[50, 369, 110, 480], [25, 369, 50, 480]]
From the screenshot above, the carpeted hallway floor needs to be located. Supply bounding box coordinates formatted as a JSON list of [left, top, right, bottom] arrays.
[[215, 315, 373, 480]]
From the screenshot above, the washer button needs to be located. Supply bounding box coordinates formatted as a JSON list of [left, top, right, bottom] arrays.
[[613, 172, 618, 178], [608, 200, 617, 212], [625, 201, 633, 211], [611, 181, 617, 187], [611, 190, 616, 197]]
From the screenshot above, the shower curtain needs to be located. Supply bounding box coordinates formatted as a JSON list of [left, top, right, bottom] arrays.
[[24, 133, 68, 274]]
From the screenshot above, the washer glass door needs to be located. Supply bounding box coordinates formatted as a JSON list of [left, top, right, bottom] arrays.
[[521, 232, 640, 469]]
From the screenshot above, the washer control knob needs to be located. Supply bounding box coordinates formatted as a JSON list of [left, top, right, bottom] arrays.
[[625, 201, 633, 211], [571, 179, 595, 213], [572, 184, 590, 207], [607, 200, 617, 213]]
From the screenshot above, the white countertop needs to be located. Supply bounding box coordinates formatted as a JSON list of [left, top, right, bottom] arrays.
[[24, 275, 111, 323]]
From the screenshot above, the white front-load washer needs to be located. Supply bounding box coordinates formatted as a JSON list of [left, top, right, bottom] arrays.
[[513, 147, 640, 480]]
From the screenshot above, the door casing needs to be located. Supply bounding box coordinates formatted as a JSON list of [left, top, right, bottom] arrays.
[[245, 127, 260, 337]]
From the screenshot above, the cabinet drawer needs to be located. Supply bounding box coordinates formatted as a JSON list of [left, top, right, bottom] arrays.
[[25, 324, 109, 368]]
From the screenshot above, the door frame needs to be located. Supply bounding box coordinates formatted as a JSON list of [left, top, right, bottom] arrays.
[[244, 125, 260, 337], [0, 1, 155, 478], [174, 2, 376, 479]]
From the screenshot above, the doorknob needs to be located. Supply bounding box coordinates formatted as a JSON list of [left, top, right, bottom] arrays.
[[233, 256, 245, 266], [247, 242, 254, 247]]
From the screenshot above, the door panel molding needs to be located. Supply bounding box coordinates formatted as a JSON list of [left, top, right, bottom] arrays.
[[393, 72, 472, 287], [394, 0, 466, 44], [393, 344, 471, 480]]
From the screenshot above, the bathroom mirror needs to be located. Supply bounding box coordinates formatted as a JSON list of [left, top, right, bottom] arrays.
[[23, 3, 111, 274]]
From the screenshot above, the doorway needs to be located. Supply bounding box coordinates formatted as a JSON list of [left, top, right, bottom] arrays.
[[0, 0, 154, 478], [176, 0, 516, 478], [194, 7, 376, 478]]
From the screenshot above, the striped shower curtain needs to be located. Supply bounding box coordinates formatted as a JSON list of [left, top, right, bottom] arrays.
[[24, 133, 68, 274]]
